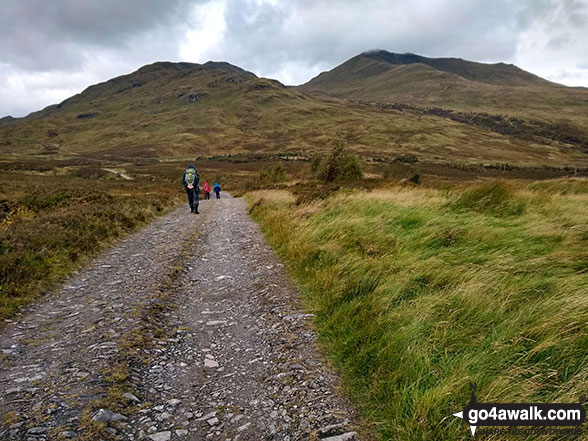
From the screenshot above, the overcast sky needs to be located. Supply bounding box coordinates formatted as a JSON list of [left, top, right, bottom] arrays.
[[1, 0, 587, 117]]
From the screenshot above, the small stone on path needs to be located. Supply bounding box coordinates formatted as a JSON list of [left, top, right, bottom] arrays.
[[206, 417, 219, 426], [148, 431, 171, 441], [92, 408, 127, 422], [204, 359, 219, 368]]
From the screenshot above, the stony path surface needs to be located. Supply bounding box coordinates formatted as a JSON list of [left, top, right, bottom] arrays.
[[0, 196, 360, 441]]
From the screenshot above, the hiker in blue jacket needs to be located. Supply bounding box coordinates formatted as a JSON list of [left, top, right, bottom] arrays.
[[182, 164, 199, 214], [213, 182, 221, 199]]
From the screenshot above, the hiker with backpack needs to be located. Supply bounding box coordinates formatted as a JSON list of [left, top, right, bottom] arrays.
[[203, 181, 211, 200], [182, 164, 200, 214], [213, 182, 221, 199]]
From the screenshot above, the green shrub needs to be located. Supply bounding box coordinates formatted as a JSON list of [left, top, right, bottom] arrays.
[[394, 154, 418, 164], [72, 166, 111, 179], [311, 143, 363, 183], [408, 173, 421, 185], [259, 163, 288, 184]]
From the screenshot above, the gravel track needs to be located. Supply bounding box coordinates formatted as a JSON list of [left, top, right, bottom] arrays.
[[0, 196, 359, 441]]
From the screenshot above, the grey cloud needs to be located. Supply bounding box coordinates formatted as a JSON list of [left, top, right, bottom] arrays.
[[547, 34, 572, 49], [2, 0, 588, 116], [206, 0, 522, 84], [565, 0, 588, 27], [0, 0, 201, 71], [515, 0, 553, 28], [516, 0, 587, 29], [553, 69, 588, 79]]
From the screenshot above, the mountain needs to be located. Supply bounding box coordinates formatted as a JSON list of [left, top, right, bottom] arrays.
[[0, 116, 18, 127], [0, 61, 256, 124], [1, 59, 588, 169], [202, 61, 255, 77], [300, 50, 588, 130], [306, 50, 554, 88]]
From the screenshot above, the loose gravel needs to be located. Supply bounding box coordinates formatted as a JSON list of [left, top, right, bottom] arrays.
[[0, 195, 360, 440]]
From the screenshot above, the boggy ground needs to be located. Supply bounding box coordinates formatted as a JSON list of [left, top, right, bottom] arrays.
[[0, 195, 359, 441]]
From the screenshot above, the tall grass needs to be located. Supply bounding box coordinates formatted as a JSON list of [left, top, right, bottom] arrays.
[[451, 181, 526, 216], [246, 180, 588, 440]]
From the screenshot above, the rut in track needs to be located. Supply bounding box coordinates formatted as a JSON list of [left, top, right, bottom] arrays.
[[0, 195, 360, 441]]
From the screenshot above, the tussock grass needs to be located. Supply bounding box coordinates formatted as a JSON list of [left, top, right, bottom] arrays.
[[451, 181, 526, 216], [246, 179, 588, 440], [529, 177, 588, 195]]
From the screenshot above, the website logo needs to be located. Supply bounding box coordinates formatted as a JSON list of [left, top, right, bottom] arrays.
[[453, 383, 586, 436]]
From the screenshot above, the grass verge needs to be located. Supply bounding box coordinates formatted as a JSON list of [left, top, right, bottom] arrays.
[[246, 179, 588, 440]]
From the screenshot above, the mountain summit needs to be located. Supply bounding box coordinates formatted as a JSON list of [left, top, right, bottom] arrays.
[[0, 61, 256, 123], [356, 50, 552, 86], [301, 49, 555, 91], [299, 50, 588, 130]]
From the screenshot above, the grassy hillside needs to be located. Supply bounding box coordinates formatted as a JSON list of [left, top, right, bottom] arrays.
[[300, 51, 588, 134], [247, 179, 588, 440], [2, 61, 588, 169]]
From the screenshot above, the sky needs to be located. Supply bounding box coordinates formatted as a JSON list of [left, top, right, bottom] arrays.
[[1, 0, 587, 117]]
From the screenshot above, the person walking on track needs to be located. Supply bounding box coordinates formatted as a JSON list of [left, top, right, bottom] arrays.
[[182, 164, 200, 214], [203, 181, 211, 200]]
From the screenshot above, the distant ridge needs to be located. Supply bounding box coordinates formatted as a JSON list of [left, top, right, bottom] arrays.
[[0, 116, 18, 127], [3, 61, 256, 121], [301, 50, 557, 93], [202, 61, 256, 77], [299, 49, 588, 129], [2, 56, 588, 168], [355, 50, 555, 86], [134, 61, 256, 78]]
